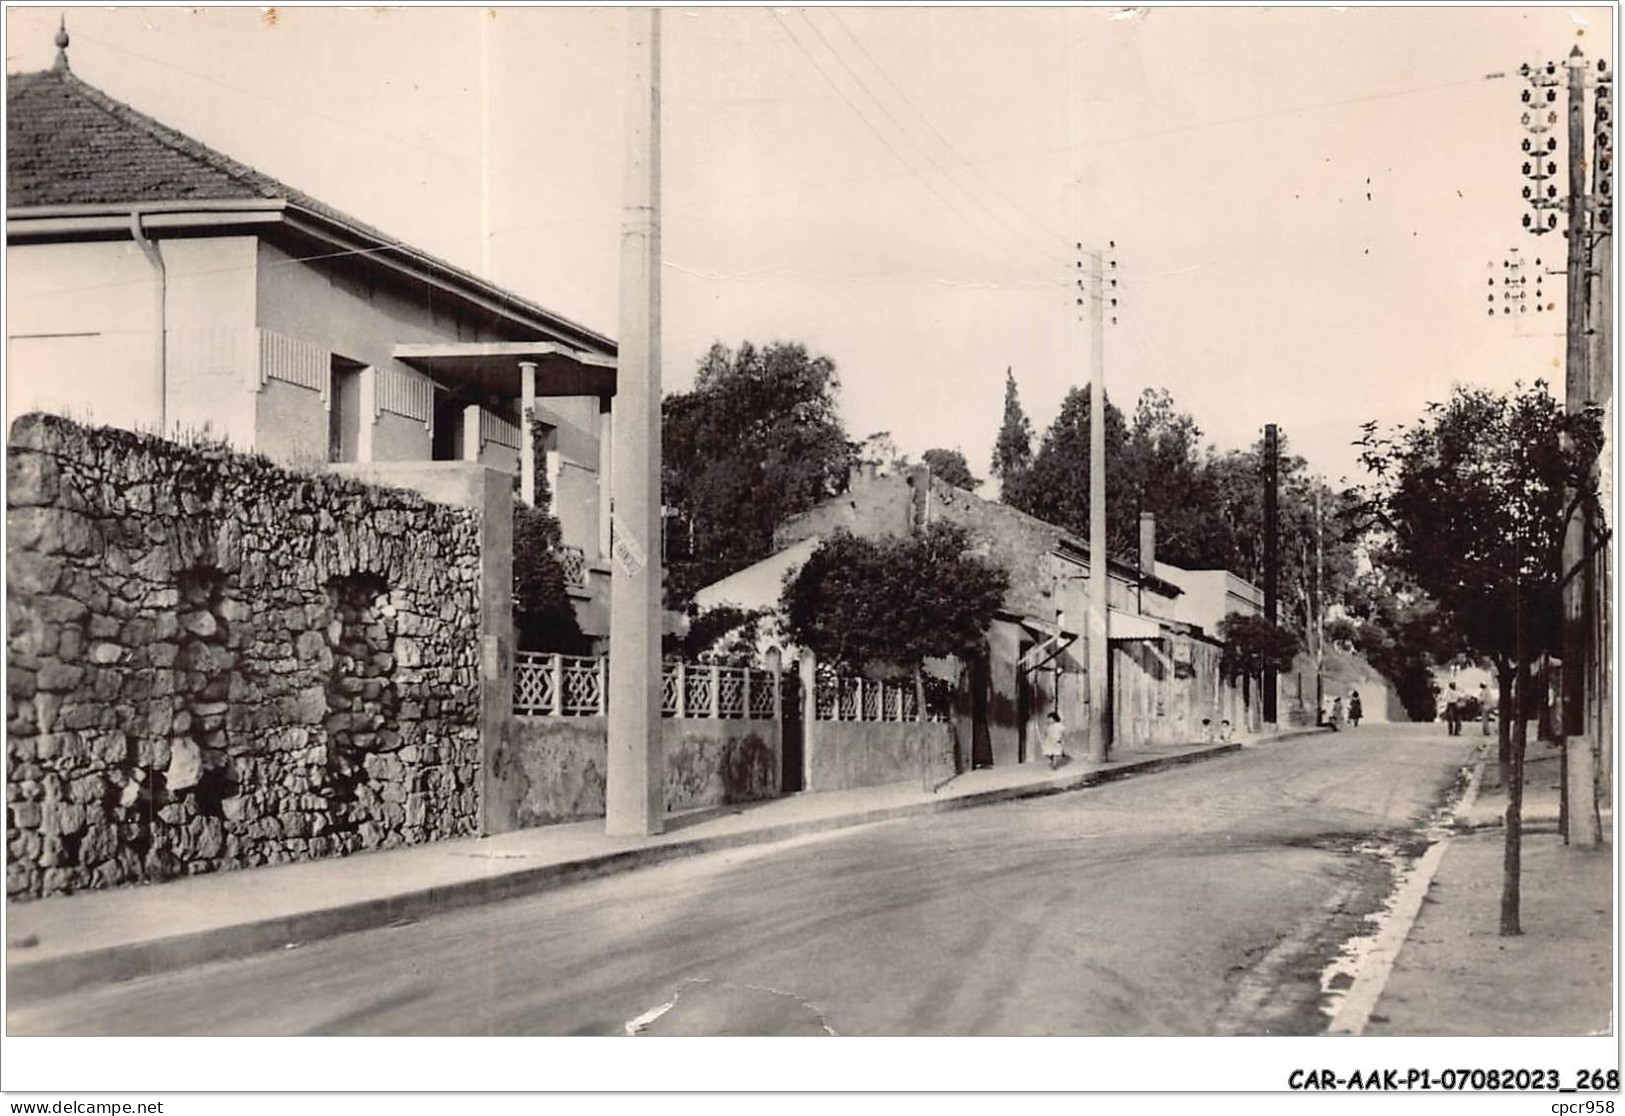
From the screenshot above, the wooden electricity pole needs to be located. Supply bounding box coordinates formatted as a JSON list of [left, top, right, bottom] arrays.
[[605, 7, 664, 837]]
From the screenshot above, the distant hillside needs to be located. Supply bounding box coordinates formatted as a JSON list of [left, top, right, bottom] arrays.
[[1278, 645, 1407, 724]]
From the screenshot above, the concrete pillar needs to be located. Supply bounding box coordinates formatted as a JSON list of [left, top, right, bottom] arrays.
[[462, 405, 481, 464], [546, 448, 562, 517], [605, 7, 664, 836], [519, 360, 537, 506], [1568, 737, 1602, 846], [799, 651, 818, 792], [358, 366, 377, 463], [468, 469, 514, 837], [598, 399, 614, 560]]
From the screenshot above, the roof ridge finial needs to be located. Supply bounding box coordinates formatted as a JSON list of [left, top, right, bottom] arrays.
[[53, 14, 70, 73]]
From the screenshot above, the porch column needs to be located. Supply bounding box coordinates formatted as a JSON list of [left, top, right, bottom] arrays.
[[461, 405, 481, 464], [519, 359, 537, 506], [358, 366, 377, 463]]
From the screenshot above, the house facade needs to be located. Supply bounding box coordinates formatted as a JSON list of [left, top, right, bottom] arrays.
[[6, 53, 616, 638], [695, 464, 1266, 787]]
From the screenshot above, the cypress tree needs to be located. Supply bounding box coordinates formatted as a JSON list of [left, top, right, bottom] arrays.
[[990, 367, 1034, 492]]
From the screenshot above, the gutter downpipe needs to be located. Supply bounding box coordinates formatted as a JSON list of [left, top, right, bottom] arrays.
[[129, 211, 166, 432]]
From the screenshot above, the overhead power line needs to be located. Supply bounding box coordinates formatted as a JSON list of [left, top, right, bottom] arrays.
[[824, 9, 1073, 251], [798, 9, 1069, 269], [766, 7, 1062, 277]]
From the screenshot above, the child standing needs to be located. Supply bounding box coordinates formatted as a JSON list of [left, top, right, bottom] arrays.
[[1043, 709, 1067, 770]]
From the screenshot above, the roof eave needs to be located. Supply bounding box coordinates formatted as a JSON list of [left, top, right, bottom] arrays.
[[7, 199, 288, 241], [282, 203, 616, 357], [6, 198, 617, 358]]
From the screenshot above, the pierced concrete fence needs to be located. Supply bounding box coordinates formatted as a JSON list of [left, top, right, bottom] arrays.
[[494, 655, 784, 829]]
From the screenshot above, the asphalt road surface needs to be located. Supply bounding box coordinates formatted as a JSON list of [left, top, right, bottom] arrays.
[[11, 724, 1476, 1036]]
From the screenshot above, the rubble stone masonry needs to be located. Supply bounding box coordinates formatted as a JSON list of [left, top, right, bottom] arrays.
[[6, 414, 484, 899]]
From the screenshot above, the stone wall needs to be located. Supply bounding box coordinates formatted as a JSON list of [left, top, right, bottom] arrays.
[[7, 413, 485, 900], [804, 720, 955, 793], [496, 716, 780, 828]]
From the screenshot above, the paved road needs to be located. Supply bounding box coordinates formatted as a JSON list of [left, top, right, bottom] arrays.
[[10, 724, 1476, 1036]]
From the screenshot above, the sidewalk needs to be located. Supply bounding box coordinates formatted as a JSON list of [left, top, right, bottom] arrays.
[[1364, 739, 1615, 1036], [7, 732, 1302, 1005]]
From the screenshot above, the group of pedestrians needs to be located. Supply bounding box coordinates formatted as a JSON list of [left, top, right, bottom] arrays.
[[1440, 680, 1495, 736], [1321, 689, 1363, 730]]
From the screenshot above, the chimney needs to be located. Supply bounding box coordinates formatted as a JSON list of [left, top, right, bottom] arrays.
[[1139, 511, 1156, 576]]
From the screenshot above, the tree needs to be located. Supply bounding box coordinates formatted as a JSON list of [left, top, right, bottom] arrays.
[[853, 430, 909, 475], [990, 367, 1034, 489], [1355, 381, 1603, 935], [779, 522, 1009, 673], [1342, 567, 1459, 722], [1002, 385, 1131, 549], [1216, 613, 1301, 681], [1203, 433, 1361, 654], [512, 463, 585, 652], [663, 604, 771, 665], [1323, 617, 1359, 649], [662, 341, 856, 606], [1119, 389, 1236, 570], [921, 447, 981, 490]]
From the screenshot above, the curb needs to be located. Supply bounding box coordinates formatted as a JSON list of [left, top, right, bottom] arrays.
[[1322, 749, 1487, 1036], [8, 741, 1243, 1006]]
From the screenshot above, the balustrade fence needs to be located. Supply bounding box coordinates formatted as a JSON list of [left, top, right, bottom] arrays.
[[554, 545, 588, 588], [812, 673, 952, 723], [513, 653, 777, 719], [514, 654, 953, 723]]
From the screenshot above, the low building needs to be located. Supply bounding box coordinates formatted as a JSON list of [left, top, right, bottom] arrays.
[[6, 40, 617, 638], [695, 465, 1266, 789], [1152, 561, 1264, 635]]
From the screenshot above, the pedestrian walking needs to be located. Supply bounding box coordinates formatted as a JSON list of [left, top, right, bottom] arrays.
[[1348, 689, 1362, 727], [1479, 681, 1492, 735], [1330, 695, 1344, 730], [1043, 709, 1067, 770], [1443, 682, 1461, 736]]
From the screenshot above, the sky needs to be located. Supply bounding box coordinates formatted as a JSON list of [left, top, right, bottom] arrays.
[[5, 4, 1614, 486]]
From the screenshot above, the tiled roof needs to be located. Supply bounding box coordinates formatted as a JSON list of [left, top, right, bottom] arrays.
[[9, 68, 291, 207], [6, 67, 614, 352]]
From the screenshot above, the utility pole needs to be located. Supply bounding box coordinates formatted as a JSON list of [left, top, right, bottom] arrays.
[[1561, 47, 1614, 848], [1315, 485, 1325, 720], [1072, 240, 1118, 762], [1514, 48, 1612, 847], [1078, 243, 1113, 763], [1263, 423, 1280, 725], [1587, 62, 1613, 814], [1559, 45, 1600, 848], [605, 7, 663, 837]]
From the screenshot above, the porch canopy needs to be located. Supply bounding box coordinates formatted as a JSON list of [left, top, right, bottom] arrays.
[[393, 341, 617, 399], [1106, 608, 1165, 641], [393, 341, 617, 508]]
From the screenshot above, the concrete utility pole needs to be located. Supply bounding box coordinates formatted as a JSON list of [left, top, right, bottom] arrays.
[[1263, 423, 1279, 724], [1087, 248, 1110, 763], [605, 7, 663, 837], [1587, 62, 1613, 811], [1558, 46, 1609, 848], [1315, 485, 1325, 718]]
